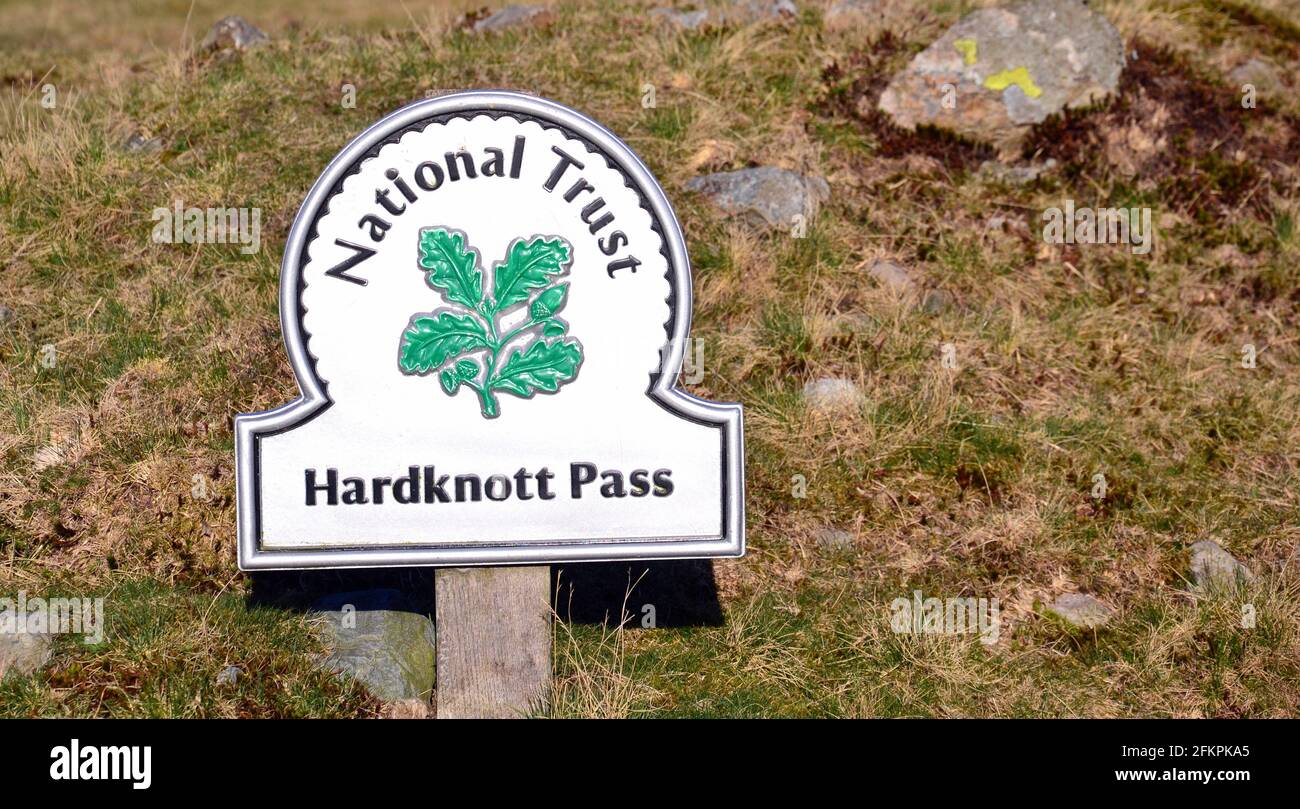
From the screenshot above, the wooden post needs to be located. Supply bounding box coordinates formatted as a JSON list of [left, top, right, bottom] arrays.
[[434, 566, 551, 718]]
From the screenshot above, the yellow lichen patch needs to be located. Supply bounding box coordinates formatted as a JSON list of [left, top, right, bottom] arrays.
[[953, 38, 978, 65], [984, 66, 1042, 98]]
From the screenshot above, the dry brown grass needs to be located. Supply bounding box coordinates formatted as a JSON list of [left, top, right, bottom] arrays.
[[0, 0, 1296, 716]]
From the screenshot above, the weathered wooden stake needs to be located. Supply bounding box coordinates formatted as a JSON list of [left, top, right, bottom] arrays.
[[434, 565, 551, 718]]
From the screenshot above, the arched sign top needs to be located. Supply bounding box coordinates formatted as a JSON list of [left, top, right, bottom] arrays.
[[236, 91, 744, 570]]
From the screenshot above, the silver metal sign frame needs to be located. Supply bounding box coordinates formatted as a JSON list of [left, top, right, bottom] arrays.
[[235, 91, 744, 570]]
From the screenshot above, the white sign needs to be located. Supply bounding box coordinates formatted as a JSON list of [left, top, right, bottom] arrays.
[[236, 92, 744, 569]]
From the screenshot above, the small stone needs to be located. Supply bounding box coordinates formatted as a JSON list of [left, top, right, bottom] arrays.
[[1045, 593, 1114, 628], [123, 132, 163, 153], [650, 7, 711, 30], [867, 260, 916, 294], [199, 16, 269, 52], [472, 5, 552, 33], [652, 1, 795, 30], [216, 665, 242, 686], [384, 698, 431, 719], [814, 527, 855, 548], [1189, 540, 1254, 592], [922, 289, 954, 315], [824, 0, 878, 30], [1228, 58, 1284, 96], [686, 167, 829, 230], [984, 212, 1028, 234], [0, 631, 52, 680], [32, 444, 66, 471], [802, 377, 864, 413], [831, 311, 874, 336], [310, 589, 436, 703], [878, 0, 1125, 150], [724, 0, 798, 24], [0, 305, 14, 327], [976, 158, 1056, 185]]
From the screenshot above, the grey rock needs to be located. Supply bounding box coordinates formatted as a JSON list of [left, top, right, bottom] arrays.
[[878, 0, 1125, 150], [199, 16, 269, 52], [653, 0, 796, 29], [824, 0, 878, 30], [922, 288, 955, 315], [802, 377, 864, 412], [0, 631, 52, 680], [650, 7, 711, 30], [473, 5, 552, 33], [1190, 540, 1254, 592], [0, 305, 13, 327], [686, 167, 829, 229], [311, 589, 436, 702], [1229, 58, 1284, 96], [867, 259, 916, 294], [1045, 593, 1114, 628], [814, 527, 855, 548], [216, 665, 242, 686], [728, 0, 798, 23], [123, 132, 162, 153]]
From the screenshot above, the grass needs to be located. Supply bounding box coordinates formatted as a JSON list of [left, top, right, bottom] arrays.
[[1, 0, 1297, 717], [0, 579, 378, 717]]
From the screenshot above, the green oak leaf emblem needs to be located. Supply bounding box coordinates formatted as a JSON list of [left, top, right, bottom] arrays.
[[398, 227, 583, 418]]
